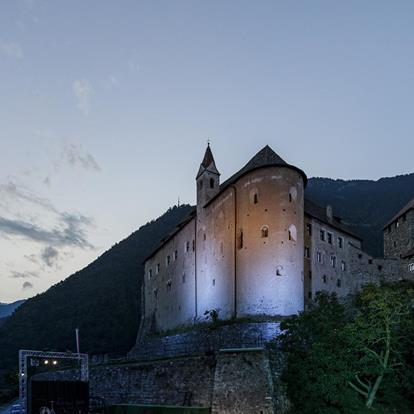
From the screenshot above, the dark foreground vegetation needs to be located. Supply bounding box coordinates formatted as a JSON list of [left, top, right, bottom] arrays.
[[279, 282, 414, 413]]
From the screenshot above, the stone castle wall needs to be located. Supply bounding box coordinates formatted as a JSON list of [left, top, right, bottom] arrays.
[[33, 347, 289, 414], [129, 322, 281, 361]]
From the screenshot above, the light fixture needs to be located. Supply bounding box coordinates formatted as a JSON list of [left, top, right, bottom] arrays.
[[44, 360, 49, 365], [52, 360, 58, 365]]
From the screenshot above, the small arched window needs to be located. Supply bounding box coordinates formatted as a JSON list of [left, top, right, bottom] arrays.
[[249, 189, 259, 205], [289, 186, 297, 202], [276, 265, 283, 276], [288, 224, 297, 242], [210, 178, 215, 189], [261, 225, 269, 238]]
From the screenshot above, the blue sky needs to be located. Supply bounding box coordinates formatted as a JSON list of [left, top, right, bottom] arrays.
[[1, 0, 413, 302]]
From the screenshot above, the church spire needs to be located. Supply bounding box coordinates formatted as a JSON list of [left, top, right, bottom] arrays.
[[196, 143, 220, 207], [197, 143, 220, 179]]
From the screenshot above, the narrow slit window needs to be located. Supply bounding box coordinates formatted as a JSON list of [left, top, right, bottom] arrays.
[[261, 226, 269, 238]]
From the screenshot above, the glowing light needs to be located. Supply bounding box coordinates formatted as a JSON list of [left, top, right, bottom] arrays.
[[44, 360, 49, 365], [52, 360, 58, 365]]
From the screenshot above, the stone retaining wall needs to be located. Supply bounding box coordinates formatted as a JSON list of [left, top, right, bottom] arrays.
[[129, 322, 281, 361]]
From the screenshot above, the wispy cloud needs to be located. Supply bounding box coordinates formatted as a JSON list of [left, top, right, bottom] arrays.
[[22, 281, 33, 290], [73, 79, 93, 115], [0, 213, 94, 249], [0, 39, 23, 59], [40, 246, 59, 267], [62, 143, 101, 172], [0, 180, 95, 250], [10, 271, 39, 279]]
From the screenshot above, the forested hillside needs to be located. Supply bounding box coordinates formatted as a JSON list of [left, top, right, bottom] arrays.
[[0, 205, 193, 368], [1, 172, 413, 370], [306, 173, 414, 256]]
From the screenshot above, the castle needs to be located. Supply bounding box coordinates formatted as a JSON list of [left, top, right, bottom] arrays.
[[139, 145, 412, 336]]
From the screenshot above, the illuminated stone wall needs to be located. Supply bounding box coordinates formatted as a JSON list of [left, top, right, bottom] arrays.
[[234, 167, 305, 317], [196, 188, 236, 321], [143, 218, 196, 333], [308, 218, 361, 298]]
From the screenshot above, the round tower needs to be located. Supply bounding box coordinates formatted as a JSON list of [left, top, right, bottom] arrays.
[[234, 146, 306, 317]]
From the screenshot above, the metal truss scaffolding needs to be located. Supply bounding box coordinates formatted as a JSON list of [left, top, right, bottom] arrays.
[[19, 350, 89, 414]]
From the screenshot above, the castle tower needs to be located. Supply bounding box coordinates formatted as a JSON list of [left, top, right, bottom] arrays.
[[196, 144, 220, 208]]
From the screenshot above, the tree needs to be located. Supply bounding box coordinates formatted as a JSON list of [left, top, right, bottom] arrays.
[[279, 292, 361, 413], [345, 283, 414, 409]]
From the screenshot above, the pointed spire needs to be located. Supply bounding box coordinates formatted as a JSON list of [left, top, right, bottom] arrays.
[[201, 143, 215, 168], [197, 143, 220, 179]]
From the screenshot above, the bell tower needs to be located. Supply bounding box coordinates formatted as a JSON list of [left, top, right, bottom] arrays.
[[196, 143, 220, 208]]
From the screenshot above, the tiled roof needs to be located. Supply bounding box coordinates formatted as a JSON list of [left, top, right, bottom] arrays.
[[205, 145, 307, 207], [383, 198, 414, 229], [304, 198, 362, 240]]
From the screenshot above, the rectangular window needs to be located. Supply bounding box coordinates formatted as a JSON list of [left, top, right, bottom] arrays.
[[368, 259, 373, 264], [304, 246, 310, 259], [182, 273, 186, 283], [166, 255, 171, 266], [317, 252, 322, 263], [320, 229, 325, 242], [327, 232, 333, 244], [156, 263, 160, 274], [323, 275, 327, 284], [148, 269, 152, 279], [337, 279, 342, 288], [331, 255, 336, 268], [238, 230, 244, 249], [341, 260, 346, 271], [185, 241, 190, 252], [192, 240, 195, 251], [308, 270, 312, 279], [174, 250, 178, 261], [212, 278, 216, 286], [338, 236, 343, 249], [306, 223, 312, 236], [308, 291, 312, 299]]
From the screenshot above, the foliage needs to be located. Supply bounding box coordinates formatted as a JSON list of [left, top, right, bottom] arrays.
[[0, 205, 194, 370], [346, 283, 414, 409], [280, 292, 362, 413], [204, 309, 220, 325], [279, 283, 414, 413]]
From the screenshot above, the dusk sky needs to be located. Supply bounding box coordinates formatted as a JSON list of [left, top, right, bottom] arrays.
[[1, 0, 414, 302]]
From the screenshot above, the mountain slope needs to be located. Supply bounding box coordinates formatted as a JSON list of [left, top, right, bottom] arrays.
[[0, 205, 193, 368], [0, 301, 25, 319], [305, 173, 414, 256]]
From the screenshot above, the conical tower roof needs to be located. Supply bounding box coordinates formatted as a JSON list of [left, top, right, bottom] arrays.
[[196, 144, 220, 179], [204, 144, 307, 206]]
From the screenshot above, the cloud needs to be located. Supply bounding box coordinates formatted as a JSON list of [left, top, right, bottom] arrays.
[[0, 180, 95, 250], [10, 271, 39, 279], [40, 246, 59, 267], [73, 79, 93, 115], [0, 39, 23, 59], [0, 181, 56, 213], [62, 143, 101, 172], [0, 213, 94, 249], [22, 281, 33, 290]]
